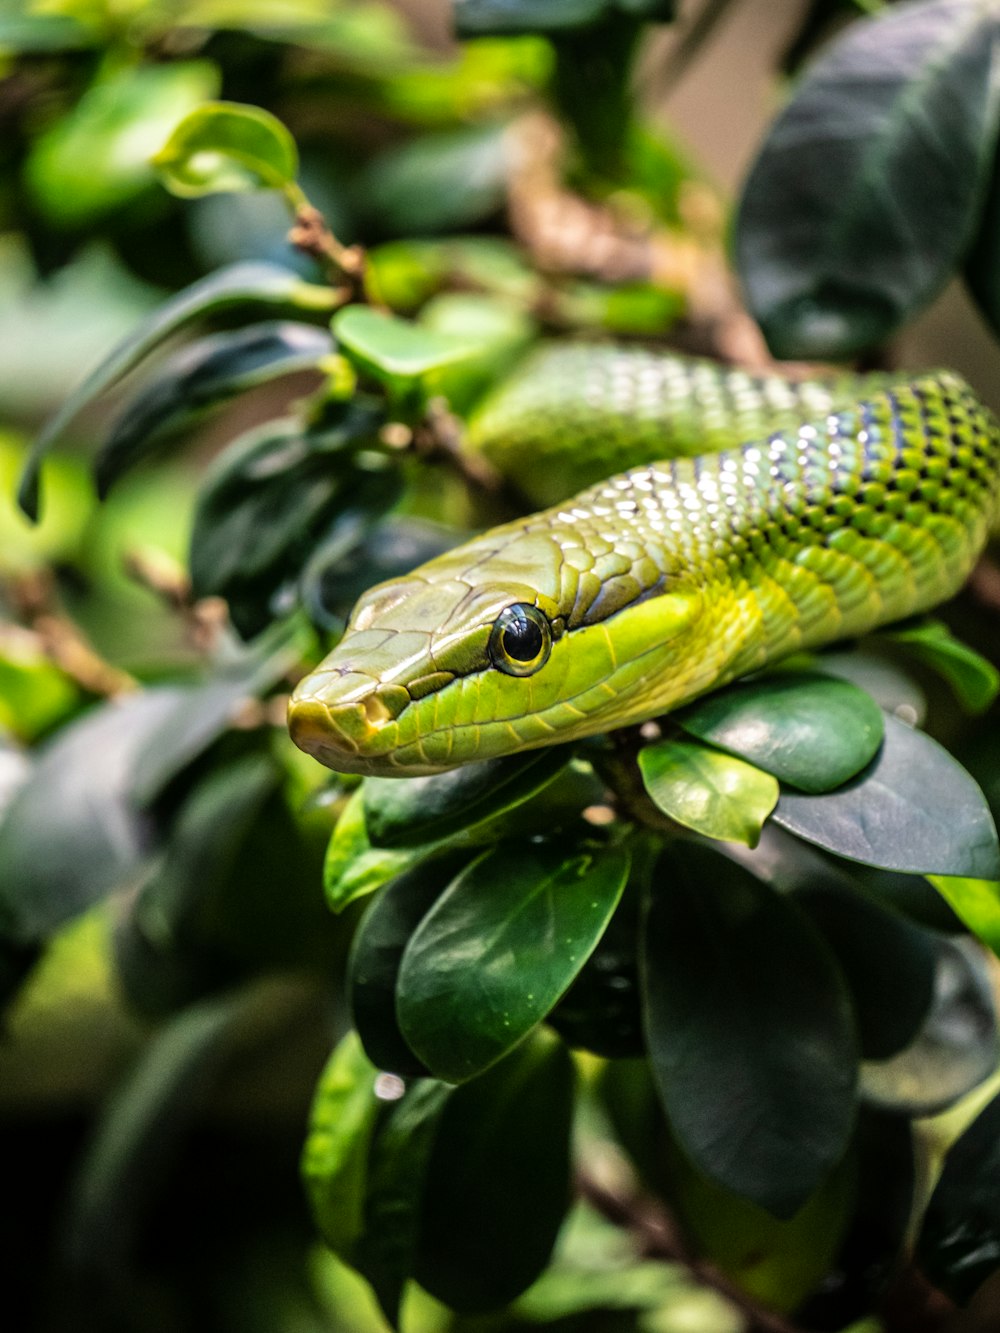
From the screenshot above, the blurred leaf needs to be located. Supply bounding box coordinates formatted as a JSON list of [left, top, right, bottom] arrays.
[[356, 1078, 453, 1326], [638, 738, 778, 847], [918, 1089, 1000, 1303], [928, 874, 1000, 954], [349, 855, 473, 1077], [736, 0, 1000, 358], [418, 292, 537, 409], [354, 124, 510, 236], [860, 936, 999, 1115], [324, 790, 433, 913], [966, 131, 1000, 335], [796, 886, 937, 1060], [641, 844, 857, 1217], [0, 690, 181, 945], [155, 100, 299, 199], [25, 62, 219, 227], [397, 838, 630, 1081], [773, 715, 1000, 878], [883, 619, 1000, 714], [96, 322, 333, 497], [0, 13, 97, 51], [333, 305, 476, 391], [414, 1029, 575, 1312], [0, 632, 79, 742], [188, 404, 396, 639], [20, 262, 339, 520], [302, 1032, 382, 1260], [363, 746, 571, 848], [452, 0, 675, 35], [677, 672, 884, 794]]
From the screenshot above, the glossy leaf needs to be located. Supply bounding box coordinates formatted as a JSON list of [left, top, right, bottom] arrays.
[[860, 937, 999, 1115], [324, 790, 433, 913], [96, 322, 333, 496], [773, 715, 1000, 879], [918, 1089, 1000, 1303], [397, 838, 630, 1081], [20, 262, 338, 520], [641, 844, 857, 1217], [638, 738, 778, 847], [736, 0, 1000, 358], [414, 1030, 575, 1312], [155, 101, 299, 198], [25, 62, 218, 227], [302, 1031, 383, 1259], [677, 672, 884, 794], [928, 874, 1000, 955], [362, 746, 572, 848], [348, 854, 472, 1076], [333, 305, 476, 387], [884, 619, 1000, 714]]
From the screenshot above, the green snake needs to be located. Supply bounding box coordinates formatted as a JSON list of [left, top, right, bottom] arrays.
[[288, 343, 1000, 777]]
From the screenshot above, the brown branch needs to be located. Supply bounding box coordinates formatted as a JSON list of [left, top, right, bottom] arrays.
[[288, 202, 365, 301], [411, 397, 505, 495], [967, 555, 1000, 616]]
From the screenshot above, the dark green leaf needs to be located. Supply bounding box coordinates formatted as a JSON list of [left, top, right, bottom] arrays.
[[20, 262, 338, 520], [736, 0, 1000, 358], [154, 101, 300, 198], [452, 0, 674, 35], [678, 672, 884, 794], [397, 838, 630, 1081], [796, 887, 937, 1059], [324, 790, 434, 913], [773, 715, 1000, 879], [302, 1031, 382, 1259], [188, 403, 396, 639], [918, 1088, 1000, 1303], [641, 844, 857, 1217], [0, 14, 97, 52], [966, 133, 1000, 335], [348, 854, 472, 1076], [638, 738, 778, 847], [96, 322, 333, 496], [356, 1078, 453, 1326], [0, 691, 182, 944], [818, 648, 927, 727], [883, 619, 1000, 714], [363, 745, 572, 848], [860, 937, 999, 1115], [25, 62, 218, 227], [414, 1029, 575, 1312]]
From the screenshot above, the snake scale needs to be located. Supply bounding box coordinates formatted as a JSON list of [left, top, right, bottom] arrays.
[[289, 343, 1000, 777]]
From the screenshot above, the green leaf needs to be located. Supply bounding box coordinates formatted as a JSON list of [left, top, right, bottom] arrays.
[[154, 101, 300, 198], [348, 854, 473, 1076], [452, 0, 675, 35], [362, 746, 572, 848], [188, 403, 396, 639], [356, 1078, 453, 1326], [96, 322, 333, 497], [677, 671, 884, 794], [397, 838, 630, 1081], [772, 715, 1000, 879], [928, 874, 1000, 954], [641, 844, 857, 1217], [736, 0, 1000, 358], [860, 936, 999, 1116], [883, 619, 1000, 714], [20, 262, 338, 520], [25, 62, 219, 227], [918, 1089, 1000, 1303], [324, 790, 434, 913], [302, 1032, 383, 1259], [0, 13, 97, 53], [637, 738, 779, 847], [414, 1029, 575, 1312], [0, 691, 183, 945], [966, 131, 1000, 336], [333, 305, 476, 390]]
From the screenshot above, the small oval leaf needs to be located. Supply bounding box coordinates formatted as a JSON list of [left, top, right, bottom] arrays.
[[677, 671, 884, 794], [324, 789, 433, 914], [772, 715, 1000, 879], [333, 305, 476, 387], [641, 844, 858, 1218], [397, 838, 630, 1082], [638, 738, 778, 847], [155, 101, 299, 198]]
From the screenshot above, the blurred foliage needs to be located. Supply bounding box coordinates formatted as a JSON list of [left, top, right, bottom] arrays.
[[5, 2, 1000, 1333]]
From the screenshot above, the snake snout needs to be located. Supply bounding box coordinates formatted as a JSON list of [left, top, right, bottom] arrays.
[[287, 669, 406, 771]]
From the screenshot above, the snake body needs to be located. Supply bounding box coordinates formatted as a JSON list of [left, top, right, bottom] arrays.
[[289, 346, 1000, 777]]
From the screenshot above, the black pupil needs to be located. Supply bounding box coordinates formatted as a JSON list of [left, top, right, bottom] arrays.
[[502, 613, 543, 662]]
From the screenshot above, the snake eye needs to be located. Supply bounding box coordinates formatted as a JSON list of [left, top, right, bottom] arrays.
[[489, 603, 552, 676]]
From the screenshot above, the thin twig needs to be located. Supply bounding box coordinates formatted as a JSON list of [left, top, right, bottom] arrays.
[[412, 397, 505, 494], [287, 201, 365, 300]]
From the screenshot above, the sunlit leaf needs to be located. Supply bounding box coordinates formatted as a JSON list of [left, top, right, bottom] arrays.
[[928, 874, 1000, 955], [154, 101, 300, 198], [324, 790, 433, 913], [638, 738, 778, 847]]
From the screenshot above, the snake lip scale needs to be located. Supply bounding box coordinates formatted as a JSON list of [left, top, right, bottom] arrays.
[[288, 349, 1000, 778]]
